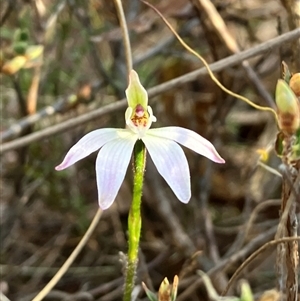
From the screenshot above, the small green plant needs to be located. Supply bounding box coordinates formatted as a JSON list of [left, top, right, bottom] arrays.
[[143, 275, 179, 301]]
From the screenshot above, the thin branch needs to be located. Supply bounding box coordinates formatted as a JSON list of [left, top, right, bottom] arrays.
[[176, 226, 277, 301], [222, 236, 300, 296], [31, 208, 102, 301], [1, 28, 300, 154], [193, 0, 275, 108], [143, 0, 279, 122], [1, 20, 193, 143], [1, 80, 102, 143], [114, 0, 133, 74], [243, 199, 281, 248]]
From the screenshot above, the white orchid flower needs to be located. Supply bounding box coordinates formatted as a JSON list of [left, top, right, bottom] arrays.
[[55, 70, 225, 209]]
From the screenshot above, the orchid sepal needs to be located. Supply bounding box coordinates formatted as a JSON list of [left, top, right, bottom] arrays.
[[125, 70, 148, 110]]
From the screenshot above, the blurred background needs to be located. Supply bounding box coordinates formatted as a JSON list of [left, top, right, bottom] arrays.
[[0, 0, 299, 300]]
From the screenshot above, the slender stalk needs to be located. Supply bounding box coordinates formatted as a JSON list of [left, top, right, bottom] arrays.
[[32, 209, 102, 301], [114, 0, 133, 74], [123, 140, 146, 301]]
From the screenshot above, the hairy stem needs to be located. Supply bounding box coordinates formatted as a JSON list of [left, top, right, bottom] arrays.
[[123, 140, 146, 301]]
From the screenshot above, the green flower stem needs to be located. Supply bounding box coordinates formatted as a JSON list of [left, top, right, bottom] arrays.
[[123, 139, 146, 301]]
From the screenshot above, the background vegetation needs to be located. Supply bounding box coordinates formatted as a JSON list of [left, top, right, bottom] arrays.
[[1, 0, 299, 300]]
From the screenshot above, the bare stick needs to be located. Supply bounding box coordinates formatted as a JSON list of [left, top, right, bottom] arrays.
[[143, 1, 279, 122], [114, 0, 133, 74], [1, 29, 299, 154], [32, 208, 102, 301], [177, 226, 277, 301], [193, 0, 275, 108], [222, 236, 300, 296]]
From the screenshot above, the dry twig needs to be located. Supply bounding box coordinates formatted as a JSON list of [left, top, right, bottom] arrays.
[[1, 28, 299, 154]]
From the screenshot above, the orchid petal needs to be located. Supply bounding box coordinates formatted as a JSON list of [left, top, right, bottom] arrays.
[[96, 134, 137, 209], [147, 127, 225, 163], [142, 135, 191, 203], [55, 129, 128, 170]]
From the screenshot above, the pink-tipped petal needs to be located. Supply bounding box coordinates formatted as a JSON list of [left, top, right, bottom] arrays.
[[96, 135, 137, 210], [55, 129, 128, 171], [142, 135, 191, 203], [148, 127, 225, 164]]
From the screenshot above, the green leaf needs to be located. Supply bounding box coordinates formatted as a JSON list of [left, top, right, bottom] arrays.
[[142, 282, 158, 301]]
